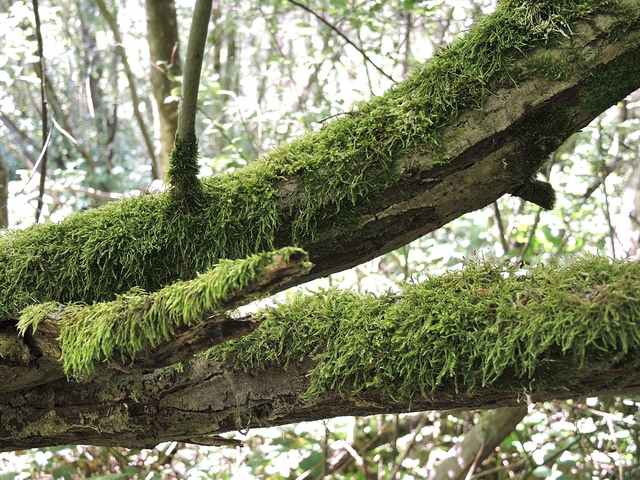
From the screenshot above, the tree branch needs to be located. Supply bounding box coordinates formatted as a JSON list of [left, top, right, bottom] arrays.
[[31, 0, 49, 223], [167, 0, 213, 201], [1, 248, 310, 390], [427, 406, 528, 480], [3, 1, 640, 452], [3, 256, 640, 450], [287, 0, 395, 83], [2, 3, 640, 322], [175, 0, 212, 144]]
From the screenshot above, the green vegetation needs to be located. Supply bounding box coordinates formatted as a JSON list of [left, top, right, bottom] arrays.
[[17, 247, 309, 375], [210, 256, 640, 400], [2, 0, 638, 325], [167, 137, 203, 205], [580, 48, 640, 116], [3, 0, 640, 475]]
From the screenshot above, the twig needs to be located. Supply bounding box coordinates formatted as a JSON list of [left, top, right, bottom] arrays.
[[492, 201, 509, 255], [521, 437, 581, 480], [196, 107, 252, 164], [287, 0, 395, 83], [389, 412, 430, 479], [465, 439, 485, 480], [518, 208, 541, 263], [319, 111, 351, 124], [19, 129, 53, 196], [597, 120, 617, 258]]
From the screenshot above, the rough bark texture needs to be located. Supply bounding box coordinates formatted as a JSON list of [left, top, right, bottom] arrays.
[[1, 355, 639, 452], [145, 0, 182, 176]]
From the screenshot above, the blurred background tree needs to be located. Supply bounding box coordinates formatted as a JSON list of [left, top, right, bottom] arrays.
[[1, 0, 639, 478]]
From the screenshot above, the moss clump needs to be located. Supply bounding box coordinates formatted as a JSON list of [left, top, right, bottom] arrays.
[[505, 105, 574, 208], [580, 48, 640, 117], [209, 257, 640, 401], [17, 247, 309, 376], [167, 136, 203, 206], [1, 1, 639, 321]]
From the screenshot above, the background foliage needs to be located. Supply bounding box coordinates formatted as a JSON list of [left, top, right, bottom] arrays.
[[1, 0, 640, 478]]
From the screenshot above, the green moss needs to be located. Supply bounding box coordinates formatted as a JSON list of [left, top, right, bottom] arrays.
[[208, 257, 640, 400], [17, 247, 309, 376], [506, 105, 575, 184], [1, 1, 639, 323], [519, 51, 574, 81], [167, 136, 203, 206], [580, 48, 640, 116]]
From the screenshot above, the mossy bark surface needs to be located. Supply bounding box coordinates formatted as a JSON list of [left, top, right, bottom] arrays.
[[2, 257, 640, 451], [2, 1, 640, 323]]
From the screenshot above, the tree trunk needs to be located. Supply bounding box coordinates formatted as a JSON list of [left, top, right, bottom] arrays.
[[145, 0, 182, 176]]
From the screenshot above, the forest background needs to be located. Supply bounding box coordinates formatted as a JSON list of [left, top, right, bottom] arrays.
[[1, 0, 640, 478]]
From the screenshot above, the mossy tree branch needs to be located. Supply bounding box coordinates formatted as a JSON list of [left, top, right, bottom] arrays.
[[1, 248, 310, 390], [2, 257, 640, 450], [3, 0, 640, 451], [3, 1, 640, 323]]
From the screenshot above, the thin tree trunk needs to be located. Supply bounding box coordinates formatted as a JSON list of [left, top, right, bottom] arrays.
[[427, 406, 528, 480], [145, 0, 182, 177], [96, 0, 160, 179]]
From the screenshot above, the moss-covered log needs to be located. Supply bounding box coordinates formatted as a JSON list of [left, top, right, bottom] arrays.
[[2, 257, 640, 451]]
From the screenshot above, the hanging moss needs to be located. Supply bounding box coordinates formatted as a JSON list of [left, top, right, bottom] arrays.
[[208, 257, 640, 400], [17, 247, 310, 376], [1, 1, 639, 322]]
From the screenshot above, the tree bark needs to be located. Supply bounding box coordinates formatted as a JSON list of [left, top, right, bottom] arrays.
[[1, 354, 639, 452], [427, 406, 528, 480], [145, 0, 182, 176]]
